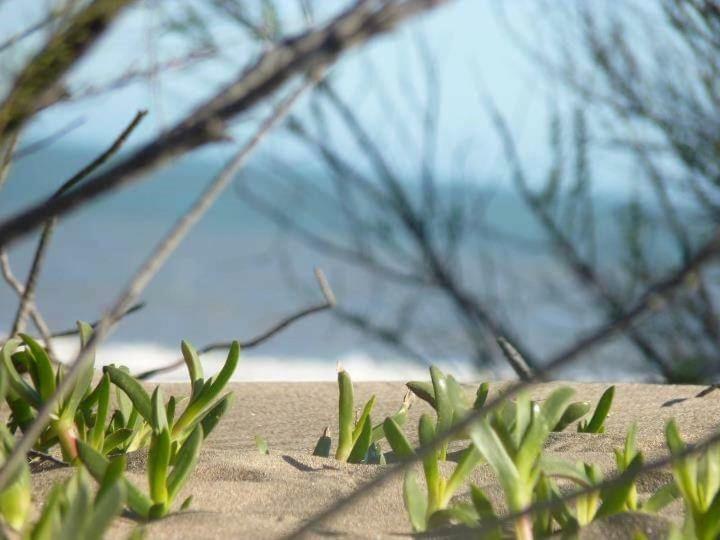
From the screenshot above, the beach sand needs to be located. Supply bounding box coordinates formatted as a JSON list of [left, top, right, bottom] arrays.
[[27, 381, 720, 538]]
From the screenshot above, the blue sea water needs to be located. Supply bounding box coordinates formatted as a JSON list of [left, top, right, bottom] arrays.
[[0, 143, 657, 382]]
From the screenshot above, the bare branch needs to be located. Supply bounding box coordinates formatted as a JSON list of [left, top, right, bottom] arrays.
[[0, 0, 137, 139], [0, 251, 55, 355], [0, 0, 450, 251], [49, 302, 146, 339], [495, 337, 533, 380], [136, 268, 336, 380]]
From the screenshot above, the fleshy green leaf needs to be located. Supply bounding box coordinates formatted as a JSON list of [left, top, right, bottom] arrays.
[[148, 428, 171, 504], [181, 340, 204, 393], [167, 425, 203, 501], [406, 380, 436, 409], [383, 417, 415, 459], [90, 374, 110, 451], [104, 366, 152, 422], [580, 386, 615, 433], [348, 414, 373, 464], [352, 395, 376, 445], [553, 401, 591, 432], [335, 368, 354, 461], [19, 334, 55, 401], [403, 471, 428, 532]]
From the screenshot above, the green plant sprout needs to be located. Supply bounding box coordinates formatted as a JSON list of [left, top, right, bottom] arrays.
[[0, 422, 31, 531], [467, 387, 576, 539], [400, 422, 483, 532], [312, 367, 413, 464], [577, 385, 615, 433], [255, 435, 269, 455], [386, 366, 485, 531], [104, 340, 238, 449], [535, 424, 678, 536], [403, 366, 482, 452], [666, 420, 720, 540], [24, 466, 125, 540], [78, 388, 204, 520], [0, 323, 136, 460]]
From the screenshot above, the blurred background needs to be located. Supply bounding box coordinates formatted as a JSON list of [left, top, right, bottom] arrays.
[[1, 1, 717, 382]]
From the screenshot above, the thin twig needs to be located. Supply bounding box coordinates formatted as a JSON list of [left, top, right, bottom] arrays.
[[136, 269, 336, 379], [496, 337, 533, 380], [9, 110, 147, 337], [286, 227, 720, 539], [50, 302, 147, 339], [12, 116, 86, 160], [0, 251, 55, 355], [0, 77, 314, 493], [0, 0, 450, 252]]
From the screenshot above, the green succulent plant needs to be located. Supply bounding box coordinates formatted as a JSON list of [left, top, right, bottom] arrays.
[[104, 340, 238, 448], [0, 323, 114, 460], [466, 388, 577, 539], [577, 385, 615, 433], [0, 421, 31, 531], [387, 367, 485, 532], [78, 389, 205, 520], [666, 420, 720, 540], [312, 367, 413, 464], [24, 466, 125, 540]]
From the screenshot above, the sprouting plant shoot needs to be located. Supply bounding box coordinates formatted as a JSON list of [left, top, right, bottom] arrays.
[[27, 466, 126, 539], [78, 389, 205, 520], [468, 387, 576, 540], [255, 435, 269, 455], [104, 340, 239, 448], [577, 385, 615, 433], [666, 419, 720, 540], [313, 367, 413, 464]]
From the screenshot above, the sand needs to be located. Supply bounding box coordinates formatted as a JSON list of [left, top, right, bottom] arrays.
[[26, 381, 720, 538]]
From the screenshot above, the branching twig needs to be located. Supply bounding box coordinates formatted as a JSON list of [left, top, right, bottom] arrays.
[[0, 0, 450, 251], [136, 268, 336, 379], [286, 226, 720, 539], [0, 77, 314, 493], [0, 251, 55, 355], [49, 302, 147, 339], [9, 110, 147, 337]]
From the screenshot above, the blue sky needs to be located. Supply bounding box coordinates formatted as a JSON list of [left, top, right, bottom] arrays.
[[1, 1, 633, 193]]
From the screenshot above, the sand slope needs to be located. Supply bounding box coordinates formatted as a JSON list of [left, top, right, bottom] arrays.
[[27, 381, 720, 538]]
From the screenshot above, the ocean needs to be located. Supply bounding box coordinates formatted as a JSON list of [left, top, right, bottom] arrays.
[[0, 143, 661, 383]]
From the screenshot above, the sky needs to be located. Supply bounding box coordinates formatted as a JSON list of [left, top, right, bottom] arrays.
[[0, 1, 644, 194]]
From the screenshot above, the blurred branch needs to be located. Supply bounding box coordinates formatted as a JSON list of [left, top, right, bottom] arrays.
[[66, 47, 217, 103], [12, 116, 86, 160], [0, 0, 136, 139], [0, 0, 450, 251], [136, 268, 336, 379], [10, 110, 148, 337], [0, 251, 55, 356], [50, 301, 147, 338], [486, 99, 679, 380]]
